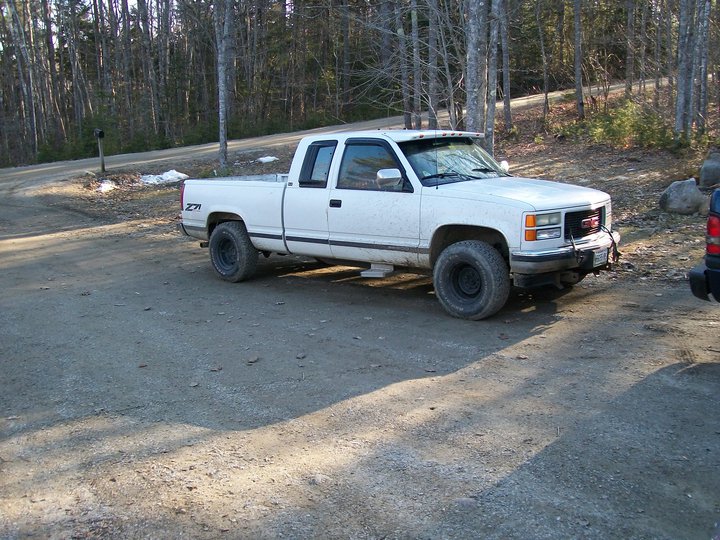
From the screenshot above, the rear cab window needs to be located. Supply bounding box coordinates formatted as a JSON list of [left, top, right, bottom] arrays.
[[299, 141, 337, 188]]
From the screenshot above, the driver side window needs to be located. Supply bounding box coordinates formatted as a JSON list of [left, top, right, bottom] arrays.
[[337, 143, 400, 191]]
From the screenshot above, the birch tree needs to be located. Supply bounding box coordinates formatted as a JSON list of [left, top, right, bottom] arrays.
[[394, 2, 412, 129], [674, 0, 706, 141], [573, 0, 585, 120], [465, 0, 487, 133], [214, 0, 234, 169], [410, 0, 422, 129], [427, 0, 440, 129]]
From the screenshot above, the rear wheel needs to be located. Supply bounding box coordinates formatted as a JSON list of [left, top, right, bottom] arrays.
[[433, 240, 510, 320], [208, 221, 258, 282]]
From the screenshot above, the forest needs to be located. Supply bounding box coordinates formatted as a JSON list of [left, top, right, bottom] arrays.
[[0, 0, 716, 168]]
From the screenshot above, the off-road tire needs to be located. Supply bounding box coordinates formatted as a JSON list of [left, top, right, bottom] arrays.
[[208, 221, 258, 282], [433, 240, 510, 320]]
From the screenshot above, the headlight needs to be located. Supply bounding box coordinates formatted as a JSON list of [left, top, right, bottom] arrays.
[[525, 212, 561, 227], [535, 227, 561, 240], [524, 212, 563, 241]]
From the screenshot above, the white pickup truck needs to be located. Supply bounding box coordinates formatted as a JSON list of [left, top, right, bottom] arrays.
[[179, 130, 620, 319]]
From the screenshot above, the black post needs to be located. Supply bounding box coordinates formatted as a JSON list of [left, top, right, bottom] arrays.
[[94, 129, 105, 173]]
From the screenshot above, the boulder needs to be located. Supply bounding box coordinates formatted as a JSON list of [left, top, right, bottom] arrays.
[[659, 178, 706, 215], [699, 152, 720, 187]]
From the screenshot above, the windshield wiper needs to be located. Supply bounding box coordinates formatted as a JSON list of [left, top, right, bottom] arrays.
[[472, 167, 497, 173], [421, 171, 461, 182], [421, 171, 486, 186]]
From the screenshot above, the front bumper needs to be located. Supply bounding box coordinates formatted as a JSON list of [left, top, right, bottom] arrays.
[[690, 258, 720, 302], [510, 230, 620, 274]]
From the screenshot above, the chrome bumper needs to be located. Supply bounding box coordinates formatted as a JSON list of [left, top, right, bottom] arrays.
[[510, 231, 620, 274]]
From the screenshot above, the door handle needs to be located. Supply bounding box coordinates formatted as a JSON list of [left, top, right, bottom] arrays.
[[329, 199, 342, 208]]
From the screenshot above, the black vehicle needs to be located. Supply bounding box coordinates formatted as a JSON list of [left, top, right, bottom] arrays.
[[690, 189, 720, 301]]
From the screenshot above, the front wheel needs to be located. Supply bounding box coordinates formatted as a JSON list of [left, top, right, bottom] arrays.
[[208, 221, 258, 282], [433, 240, 510, 320]]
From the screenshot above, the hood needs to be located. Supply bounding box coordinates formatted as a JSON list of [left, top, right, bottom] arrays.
[[424, 176, 610, 211]]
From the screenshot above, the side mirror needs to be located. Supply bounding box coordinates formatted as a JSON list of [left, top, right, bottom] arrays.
[[500, 160, 510, 173], [376, 168, 403, 190]]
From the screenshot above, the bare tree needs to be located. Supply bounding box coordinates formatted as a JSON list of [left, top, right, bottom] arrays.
[[427, 0, 440, 129], [485, 0, 500, 152], [465, 0, 488, 133], [499, 0, 512, 131], [695, 0, 711, 133], [573, 0, 585, 120], [674, 0, 698, 140], [625, 0, 636, 98], [214, 0, 234, 169], [395, 2, 412, 129], [411, 0, 422, 129], [536, 0, 550, 124]]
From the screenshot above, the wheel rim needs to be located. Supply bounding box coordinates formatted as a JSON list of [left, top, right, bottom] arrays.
[[452, 263, 482, 298], [216, 237, 237, 270]]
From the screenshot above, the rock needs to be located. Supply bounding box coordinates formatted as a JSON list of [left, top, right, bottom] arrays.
[[309, 473, 332, 485], [658, 179, 706, 215], [699, 152, 720, 187]]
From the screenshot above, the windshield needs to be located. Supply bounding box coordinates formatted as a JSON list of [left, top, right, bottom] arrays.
[[398, 137, 510, 186]]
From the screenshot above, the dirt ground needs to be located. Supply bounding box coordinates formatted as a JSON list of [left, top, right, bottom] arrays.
[[1, 106, 719, 539]]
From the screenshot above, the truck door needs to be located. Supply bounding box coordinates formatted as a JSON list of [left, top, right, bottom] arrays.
[[282, 141, 335, 258], [327, 139, 421, 266]]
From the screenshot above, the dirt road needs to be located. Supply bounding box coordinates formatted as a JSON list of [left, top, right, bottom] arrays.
[[1, 122, 719, 539]]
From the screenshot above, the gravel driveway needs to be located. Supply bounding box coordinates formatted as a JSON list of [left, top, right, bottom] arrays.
[[1, 127, 719, 539]]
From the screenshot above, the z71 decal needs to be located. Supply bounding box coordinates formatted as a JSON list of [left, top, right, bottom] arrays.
[[184, 203, 202, 211]]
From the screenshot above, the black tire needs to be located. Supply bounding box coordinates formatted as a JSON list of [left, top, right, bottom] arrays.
[[433, 240, 510, 320], [208, 221, 258, 282]]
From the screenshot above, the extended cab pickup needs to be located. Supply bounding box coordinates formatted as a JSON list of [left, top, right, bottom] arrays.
[[180, 130, 620, 319]]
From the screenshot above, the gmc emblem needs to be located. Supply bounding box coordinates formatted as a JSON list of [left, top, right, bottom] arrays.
[[581, 216, 600, 229]]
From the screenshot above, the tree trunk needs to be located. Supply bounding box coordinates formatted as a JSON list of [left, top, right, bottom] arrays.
[[485, 0, 500, 153], [411, 0, 422, 129], [214, 0, 235, 169], [394, 2, 412, 129], [654, 0, 663, 107], [573, 0, 585, 120], [380, 1, 393, 71], [666, 0, 675, 107], [40, 0, 65, 142], [465, 0, 488, 133], [427, 0, 440, 129], [500, 0, 512, 131], [6, 0, 38, 155], [695, 0, 711, 133], [536, 0, 550, 124], [120, 0, 135, 138], [674, 0, 695, 140], [465, 0, 480, 132], [137, 0, 160, 134], [437, 7, 460, 129], [341, 0, 351, 113], [625, 0, 635, 98], [638, 0, 649, 95]]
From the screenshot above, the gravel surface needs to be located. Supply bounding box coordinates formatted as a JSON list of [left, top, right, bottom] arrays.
[[1, 110, 719, 539]]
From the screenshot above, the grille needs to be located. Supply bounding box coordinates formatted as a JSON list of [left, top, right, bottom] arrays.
[[565, 208, 603, 240]]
